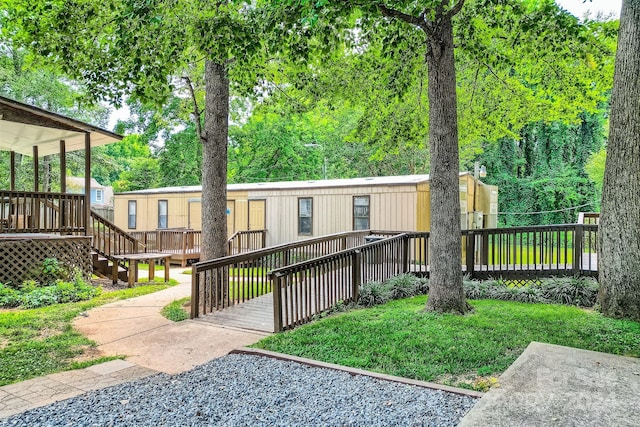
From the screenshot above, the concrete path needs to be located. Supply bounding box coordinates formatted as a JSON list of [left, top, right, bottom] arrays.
[[72, 267, 269, 374], [1, 267, 269, 419], [459, 342, 640, 426]]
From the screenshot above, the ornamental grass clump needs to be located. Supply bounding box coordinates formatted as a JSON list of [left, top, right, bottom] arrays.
[[539, 277, 598, 307], [385, 274, 419, 299], [357, 281, 393, 307]]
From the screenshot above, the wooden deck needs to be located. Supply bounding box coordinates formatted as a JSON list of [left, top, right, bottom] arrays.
[[194, 293, 275, 333]]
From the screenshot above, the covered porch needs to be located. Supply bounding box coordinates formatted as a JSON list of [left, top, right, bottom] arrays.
[[0, 95, 124, 284]]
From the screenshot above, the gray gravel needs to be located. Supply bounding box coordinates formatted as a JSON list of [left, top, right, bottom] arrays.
[[0, 354, 478, 426]]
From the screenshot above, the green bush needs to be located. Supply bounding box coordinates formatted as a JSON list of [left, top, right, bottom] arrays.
[[463, 280, 495, 299], [21, 286, 59, 309], [0, 284, 21, 308], [415, 277, 430, 295], [1, 274, 101, 310], [18, 279, 40, 293], [386, 274, 418, 299], [539, 277, 598, 307], [358, 281, 393, 307], [41, 258, 70, 285]]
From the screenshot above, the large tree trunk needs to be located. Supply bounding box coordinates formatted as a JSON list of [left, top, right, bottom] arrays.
[[201, 60, 229, 261], [598, 0, 640, 321], [424, 16, 471, 314]]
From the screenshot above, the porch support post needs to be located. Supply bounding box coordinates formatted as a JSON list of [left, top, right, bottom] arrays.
[[33, 146, 39, 192], [10, 151, 15, 191], [84, 132, 91, 235], [60, 140, 66, 193], [60, 140, 67, 230]]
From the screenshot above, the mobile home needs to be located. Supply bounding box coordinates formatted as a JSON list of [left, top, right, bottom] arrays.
[[114, 174, 497, 247]]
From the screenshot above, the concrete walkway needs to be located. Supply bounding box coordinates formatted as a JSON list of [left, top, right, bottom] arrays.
[[1, 267, 269, 419], [459, 342, 640, 426]]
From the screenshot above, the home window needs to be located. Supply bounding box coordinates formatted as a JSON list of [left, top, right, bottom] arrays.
[[353, 196, 370, 230], [95, 189, 103, 203], [128, 200, 137, 229], [298, 197, 313, 235], [158, 200, 168, 229]]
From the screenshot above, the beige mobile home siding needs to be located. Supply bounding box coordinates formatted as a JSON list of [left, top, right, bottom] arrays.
[[113, 174, 497, 251], [250, 184, 418, 247]]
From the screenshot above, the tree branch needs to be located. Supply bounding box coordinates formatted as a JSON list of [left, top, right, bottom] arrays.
[[444, 0, 467, 21], [182, 75, 206, 144], [376, 3, 427, 31]]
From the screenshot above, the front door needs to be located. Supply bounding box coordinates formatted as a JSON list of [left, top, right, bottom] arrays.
[[248, 199, 265, 230]]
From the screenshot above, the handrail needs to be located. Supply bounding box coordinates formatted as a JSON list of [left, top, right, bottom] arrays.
[[192, 224, 600, 328], [191, 230, 379, 318], [227, 229, 266, 255], [271, 234, 409, 331], [89, 210, 145, 258], [195, 230, 372, 271]]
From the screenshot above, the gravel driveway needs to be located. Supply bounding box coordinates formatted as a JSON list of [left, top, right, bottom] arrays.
[[0, 354, 478, 426]]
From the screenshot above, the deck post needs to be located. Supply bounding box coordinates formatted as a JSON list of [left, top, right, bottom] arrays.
[[466, 231, 476, 279], [272, 272, 284, 332], [402, 234, 409, 273], [352, 250, 362, 302], [191, 268, 200, 319], [60, 140, 67, 230], [572, 225, 583, 275], [33, 146, 39, 192]]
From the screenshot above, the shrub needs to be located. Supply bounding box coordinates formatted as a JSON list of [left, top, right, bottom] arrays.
[[21, 286, 59, 309], [41, 258, 70, 285], [463, 280, 495, 299], [18, 280, 40, 293], [540, 277, 598, 307], [358, 281, 393, 307], [490, 286, 521, 301], [386, 274, 418, 299], [511, 286, 546, 304], [0, 284, 21, 308], [414, 277, 430, 295]]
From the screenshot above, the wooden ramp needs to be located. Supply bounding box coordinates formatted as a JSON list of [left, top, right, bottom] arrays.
[[194, 293, 275, 333]]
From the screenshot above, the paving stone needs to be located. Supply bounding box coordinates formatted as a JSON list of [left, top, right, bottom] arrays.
[[86, 359, 135, 375]]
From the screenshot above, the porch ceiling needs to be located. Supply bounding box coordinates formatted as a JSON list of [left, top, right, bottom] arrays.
[[0, 96, 122, 156]]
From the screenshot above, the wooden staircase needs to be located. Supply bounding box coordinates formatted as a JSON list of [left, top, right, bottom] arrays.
[[89, 210, 145, 283]]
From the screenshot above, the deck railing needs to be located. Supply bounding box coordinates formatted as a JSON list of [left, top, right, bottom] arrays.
[[130, 229, 201, 253], [462, 224, 598, 279], [271, 234, 409, 330], [191, 230, 372, 318], [228, 230, 266, 254], [89, 210, 144, 258], [270, 224, 598, 331], [0, 190, 85, 233]]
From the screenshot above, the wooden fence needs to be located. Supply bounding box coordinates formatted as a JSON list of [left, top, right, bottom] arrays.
[[191, 230, 371, 318]]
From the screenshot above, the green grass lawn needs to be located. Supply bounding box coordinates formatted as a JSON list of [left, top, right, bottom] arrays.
[[253, 297, 640, 390], [161, 297, 190, 322], [0, 282, 176, 386]]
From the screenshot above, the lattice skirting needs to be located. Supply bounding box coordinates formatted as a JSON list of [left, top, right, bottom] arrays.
[[0, 236, 92, 285]]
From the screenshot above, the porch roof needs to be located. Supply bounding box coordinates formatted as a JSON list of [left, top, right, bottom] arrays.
[[0, 95, 122, 156]]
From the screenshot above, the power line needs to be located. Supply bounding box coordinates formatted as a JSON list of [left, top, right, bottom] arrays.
[[498, 202, 594, 215]]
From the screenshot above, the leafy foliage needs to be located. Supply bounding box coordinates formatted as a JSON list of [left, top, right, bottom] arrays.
[[539, 277, 599, 307], [357, 281, 393, 308]]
